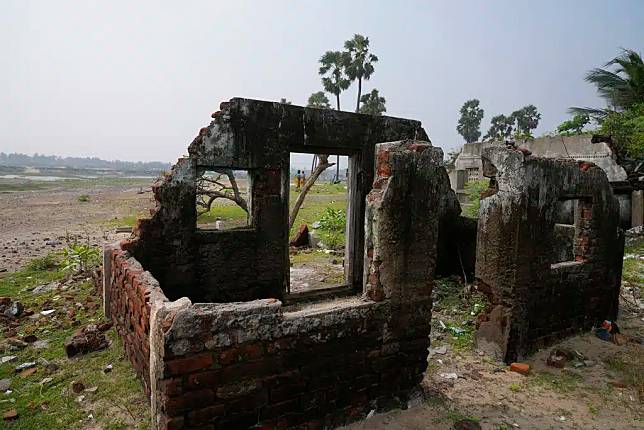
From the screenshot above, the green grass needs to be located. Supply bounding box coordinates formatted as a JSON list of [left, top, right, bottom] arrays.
[[508, 383, 523, 393], [197, 204, 249, 228], [288, 183, 347, 242], [0, 256, 150, 429], [623, 237, 644, 293], [529, 370, 582, 393], [103, 212, 145, 229], [432, 278, 486, 352]]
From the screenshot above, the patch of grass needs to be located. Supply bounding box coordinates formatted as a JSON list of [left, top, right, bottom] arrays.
[[290, 250, 334, 265], [0, 263, 150, 429], [198, 203, 248, 227], [604, 354, 644, 388], [288, 183, 347, 239], [445, 409, 479, 423], [77, 194, 90, 203], [432, 277, 486, 352], [508, 383, 523, 392], [623, 237, 644, 292], [530, 370, 582, 393], [587, 402, 598, 415], [104, 214, 142, 228], [26, 253, 61, 272]]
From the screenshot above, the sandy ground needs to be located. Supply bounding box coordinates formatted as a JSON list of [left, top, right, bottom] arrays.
[[2, 183, 643, 430], [344, 298, 644, 430], [0, 184, 152, 272]]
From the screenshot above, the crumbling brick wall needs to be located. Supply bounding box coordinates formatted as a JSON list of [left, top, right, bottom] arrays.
[[475, 147, 624, 362], [141, 140, 444, 429], [103, 245, 171, 396], [104, 138, 448, 429]]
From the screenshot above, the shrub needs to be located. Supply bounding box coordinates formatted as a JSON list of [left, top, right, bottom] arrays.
[[317, 207, 346, 249], [77, 194, 90, 203], [463, 179, 490, 218], [60, 243, 100, 274]]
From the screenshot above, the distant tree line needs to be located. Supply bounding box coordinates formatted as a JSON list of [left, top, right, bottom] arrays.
[[0, 152, 171, 172], [456, 99, 542, 143]]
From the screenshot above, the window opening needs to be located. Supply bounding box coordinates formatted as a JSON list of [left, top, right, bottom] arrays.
[[196, 168, 251, 230]]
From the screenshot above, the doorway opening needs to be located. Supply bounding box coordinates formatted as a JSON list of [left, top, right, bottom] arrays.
[[287, 152, 349, 294]]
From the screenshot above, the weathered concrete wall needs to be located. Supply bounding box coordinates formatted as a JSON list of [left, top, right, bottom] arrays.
[[475, 147, 624, 362], [122, 98, 428, 303]]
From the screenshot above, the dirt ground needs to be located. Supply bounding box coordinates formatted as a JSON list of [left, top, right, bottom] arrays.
[[0, 183, 152, 272], [343, 283, 644, 430], [1, 182, 643, 430]]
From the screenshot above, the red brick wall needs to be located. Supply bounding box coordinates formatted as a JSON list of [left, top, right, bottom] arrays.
[[106, 247, 160, 396], [152, 299, 429, 430]]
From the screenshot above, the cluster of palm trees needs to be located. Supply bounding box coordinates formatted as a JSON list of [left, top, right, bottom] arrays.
[[315, 34, 383, 115], [305, 34, 385, 187]]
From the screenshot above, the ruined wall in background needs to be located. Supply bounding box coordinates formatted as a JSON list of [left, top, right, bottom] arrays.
[[475, 147, 624, 362]]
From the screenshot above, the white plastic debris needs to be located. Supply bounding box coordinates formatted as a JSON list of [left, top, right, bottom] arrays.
[[439, 372, 458, 380]]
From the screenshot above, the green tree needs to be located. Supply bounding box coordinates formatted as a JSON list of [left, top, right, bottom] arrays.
[[571, 49, 644, 118], [307, 91, 331, 109], [343, 34, 379, 113], [359, 89, 386, 115], [319, 51, 351, 110], [456, 99, 484, 143], [484, 114, 514, 141], [512, 104, 541, 137], [600, 103, 644, 159], [557, 114, 590, 135]]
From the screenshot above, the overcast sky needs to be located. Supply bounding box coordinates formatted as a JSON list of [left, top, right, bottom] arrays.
[[1, 1, 643, 167]]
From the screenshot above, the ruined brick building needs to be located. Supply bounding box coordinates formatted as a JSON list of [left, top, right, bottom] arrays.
[[102, 98, 624, 429]]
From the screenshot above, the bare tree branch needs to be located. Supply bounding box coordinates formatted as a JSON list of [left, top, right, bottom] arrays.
[[288, 154, 334, 231]]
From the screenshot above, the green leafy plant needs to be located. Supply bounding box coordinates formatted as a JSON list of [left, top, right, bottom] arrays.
[[60, 243, 101, 274], [464, 179, 490, 218], [77, 194, 90, 202], [317, 207, 346, 249]]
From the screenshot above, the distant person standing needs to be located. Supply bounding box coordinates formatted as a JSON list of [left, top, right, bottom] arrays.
[[300, 170, 306, 190], [295, 170, 301, 191]]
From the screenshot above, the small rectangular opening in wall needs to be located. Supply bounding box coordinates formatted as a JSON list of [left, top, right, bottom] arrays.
[[288, 152, 350, 295], [196, 168, 251, 230], [550, 197, 593, 268], [551, 198, 578, 266]]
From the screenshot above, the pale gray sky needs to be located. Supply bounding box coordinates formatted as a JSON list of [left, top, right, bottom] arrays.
[[1, 1, 642, 166]]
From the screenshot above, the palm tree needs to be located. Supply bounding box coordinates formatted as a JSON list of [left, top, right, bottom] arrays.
[[570, 49, 644, 118], [319, 51, 351, 110], [344, 34, 379, 113], [319, 51, 350, 183]]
